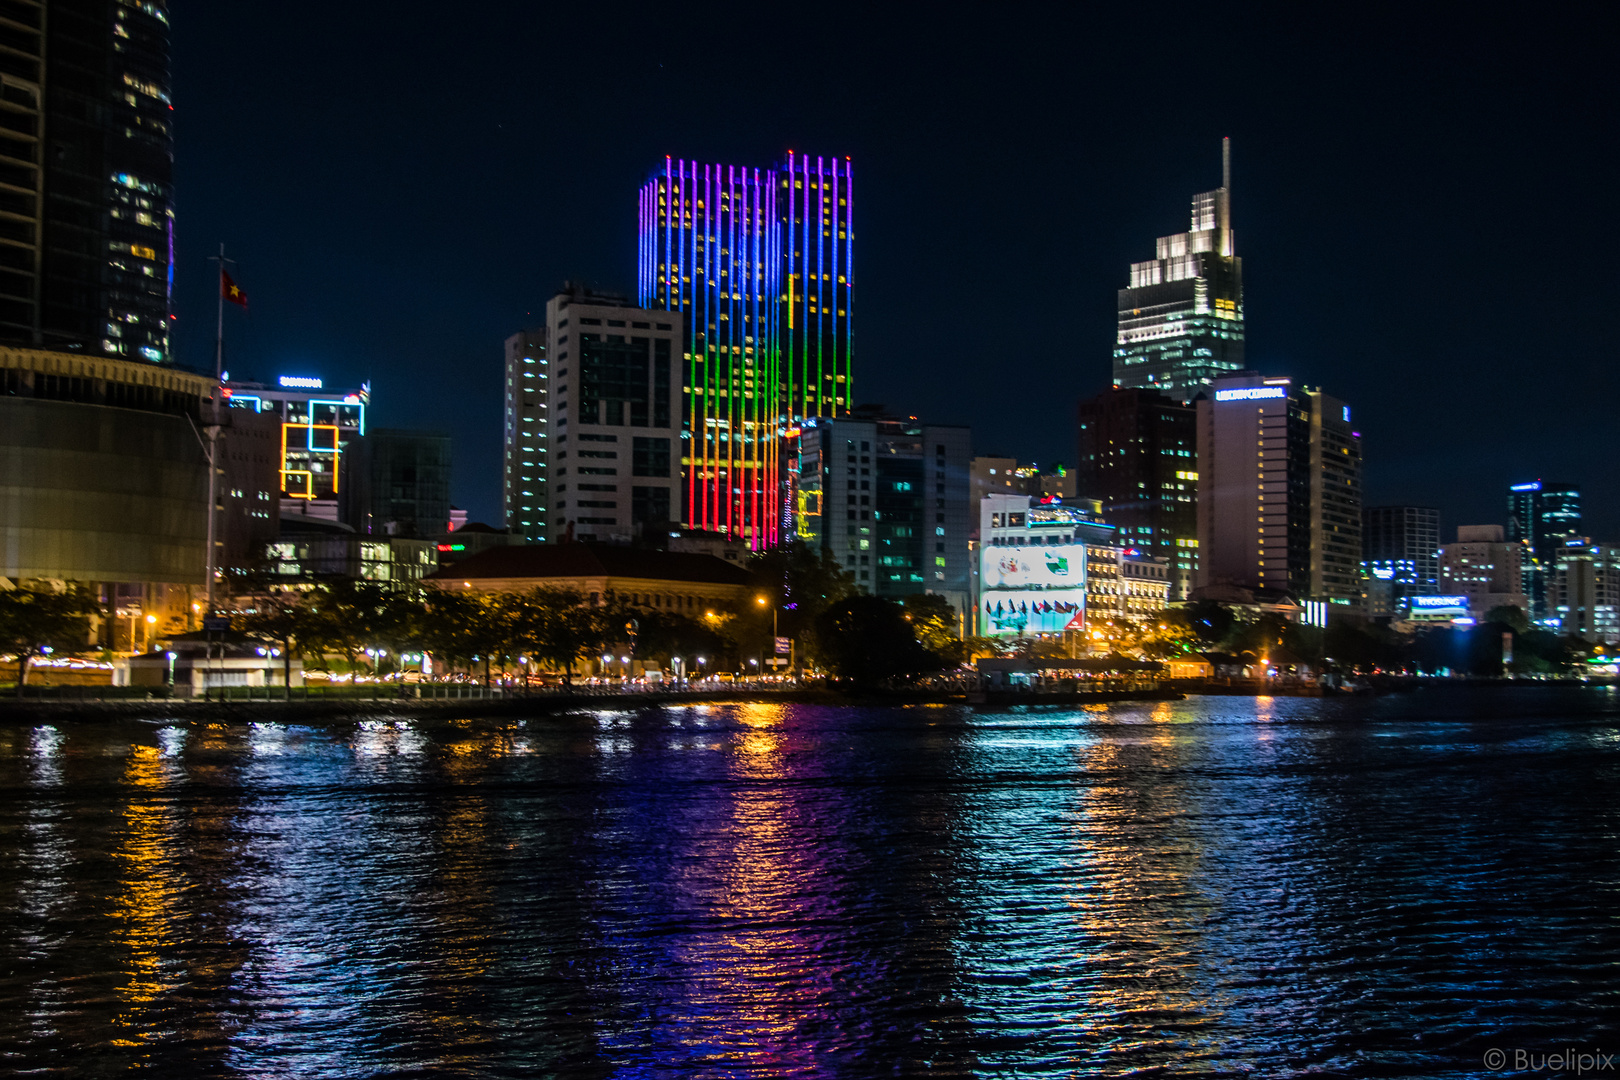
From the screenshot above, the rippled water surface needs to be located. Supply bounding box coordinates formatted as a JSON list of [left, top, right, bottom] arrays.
[[3, 689, 1619, 1077]]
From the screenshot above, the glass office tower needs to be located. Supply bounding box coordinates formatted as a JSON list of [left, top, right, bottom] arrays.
[[1113, 139, 1243, 401], [1508, 480, 1581, 618], [1362, 506, 1441, 614], [0, 0, 174, 363]]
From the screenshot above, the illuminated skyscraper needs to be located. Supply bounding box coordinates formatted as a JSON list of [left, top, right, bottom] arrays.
[[1114, 140, 1243, 401], [0, 0, 174, 363], [779, 152, 852, 424], [640, 158, 781, 546], [638, 152, 852, 547], [1507, 479, 1581, 619], [503, 328, 547, 541]]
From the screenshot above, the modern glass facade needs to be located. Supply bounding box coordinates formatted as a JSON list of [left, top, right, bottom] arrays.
[[1075, 388, 1198, 598], [0, 0, 175, 363], [1507, 480, 1582, 619], [1114, 141, 1243, 401], [794, 414, 971, 615], [638, 153, 853, 548], [1362, 506, 1441, 612]]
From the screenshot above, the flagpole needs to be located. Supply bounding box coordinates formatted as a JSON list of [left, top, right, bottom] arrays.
[[204, 243, 234, 616]]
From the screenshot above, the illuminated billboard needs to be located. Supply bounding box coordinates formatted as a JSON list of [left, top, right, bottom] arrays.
[[1411, 595, 1469, 610], [1214, 386, 1286, 402], [980, 541, 1088, 637], [982, 589, 1085, 636], [983, 544, 1083, 590]]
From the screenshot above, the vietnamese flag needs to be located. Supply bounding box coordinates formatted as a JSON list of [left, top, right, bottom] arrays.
[[221, 269, 248, 309]]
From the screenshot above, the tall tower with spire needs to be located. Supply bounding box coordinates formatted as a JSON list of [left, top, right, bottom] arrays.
[[1112, 139, 1244, 401]]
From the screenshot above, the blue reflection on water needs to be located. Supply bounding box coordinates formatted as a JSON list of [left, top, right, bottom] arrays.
[[0, 689, 1617, 1076]]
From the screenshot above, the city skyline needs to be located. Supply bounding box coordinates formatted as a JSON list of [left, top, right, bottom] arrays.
[[164, 5, 1617, 539]]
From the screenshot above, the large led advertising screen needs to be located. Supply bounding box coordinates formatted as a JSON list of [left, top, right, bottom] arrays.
[[980, 542, 1088, 637]]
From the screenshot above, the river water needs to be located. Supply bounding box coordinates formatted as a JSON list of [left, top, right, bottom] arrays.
[[2, 689, 1618, 1077]]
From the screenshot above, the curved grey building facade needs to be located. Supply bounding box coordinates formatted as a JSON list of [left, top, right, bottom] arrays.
[[2, 347, 209, 584]]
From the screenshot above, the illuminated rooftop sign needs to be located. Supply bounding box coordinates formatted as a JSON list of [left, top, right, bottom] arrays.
[[279, 376, 323, 389], [1510, 482, 1541, 492], [1215, 387, 1286, 401], [1412, 595, 1470, 609]]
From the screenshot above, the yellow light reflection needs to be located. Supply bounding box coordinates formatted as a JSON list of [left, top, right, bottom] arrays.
[[111, 741, 186, 1052]]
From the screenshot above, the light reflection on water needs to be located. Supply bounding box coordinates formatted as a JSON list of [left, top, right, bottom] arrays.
[[0, 690, 1618, 1075]]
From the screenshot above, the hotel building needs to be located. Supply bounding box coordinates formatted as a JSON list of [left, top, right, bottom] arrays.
[[1195, 372, 1361, 608]]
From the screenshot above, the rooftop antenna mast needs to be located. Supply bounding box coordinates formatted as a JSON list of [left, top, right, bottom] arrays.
[[1220, 137, 1233, 255]]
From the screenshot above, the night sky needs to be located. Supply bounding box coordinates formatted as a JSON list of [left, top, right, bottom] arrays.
[[171, 5, 1615, 538]]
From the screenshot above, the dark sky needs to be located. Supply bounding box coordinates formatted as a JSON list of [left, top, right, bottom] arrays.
[[171, 4, 1616, 539]]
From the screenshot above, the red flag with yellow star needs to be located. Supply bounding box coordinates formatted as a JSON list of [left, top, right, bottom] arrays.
[[221, 269, 247, 309]]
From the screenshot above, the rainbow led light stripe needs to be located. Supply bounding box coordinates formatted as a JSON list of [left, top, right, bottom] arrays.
[[780, 152, 853, 425], [638, 153, 852, 548], [640, 158, 782, 547]]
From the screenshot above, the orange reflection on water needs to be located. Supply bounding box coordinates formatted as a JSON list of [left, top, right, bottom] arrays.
[[110, 740, 185, 1052], [1255, 696, 1276, 740], [1064, 706, 1217, 1059]]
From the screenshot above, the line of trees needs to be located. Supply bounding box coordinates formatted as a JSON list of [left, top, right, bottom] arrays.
[[1106, 600, 1594, 676], [235, 543, 984, 687]]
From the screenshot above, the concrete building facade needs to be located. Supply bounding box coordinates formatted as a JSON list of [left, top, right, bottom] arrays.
[[1194, 372, 1361, 609], [545, 286, 683, 546], [1438, 524, 1530, 617]]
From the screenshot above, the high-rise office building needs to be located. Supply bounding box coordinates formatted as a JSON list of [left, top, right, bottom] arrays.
[[1507, 480, 1581, 619], [0, 0, 174, 362], [640, 159, 780, 546], [794, 410, 970, 616], [638, 153, 852, 547], [1361, 506, 1440, 616], [340, 429, 452, 540], [1195, 372, 1361, 606], [545, 286, 682, 545], [503, 328, 547, 541], [1075, 387, 1198, 598], [1113, 140, 1243, 401]]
